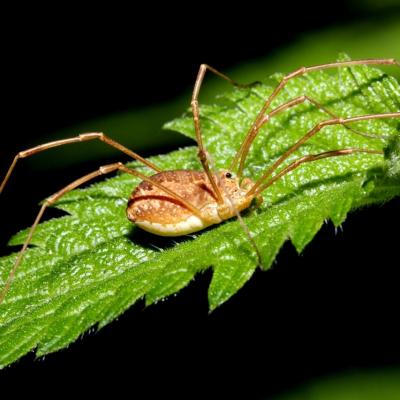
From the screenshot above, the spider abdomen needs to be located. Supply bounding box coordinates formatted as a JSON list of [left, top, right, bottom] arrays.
[[127, 170, 221, 236]]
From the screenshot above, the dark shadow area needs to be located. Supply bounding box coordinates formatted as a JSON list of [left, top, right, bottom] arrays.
[[127, 224, 196, 250]]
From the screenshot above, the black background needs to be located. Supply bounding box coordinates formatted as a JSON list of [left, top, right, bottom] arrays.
[[1, 3, 400, 398]]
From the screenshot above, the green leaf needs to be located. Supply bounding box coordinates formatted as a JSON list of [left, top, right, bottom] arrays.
[[0, 59, 399, 368]]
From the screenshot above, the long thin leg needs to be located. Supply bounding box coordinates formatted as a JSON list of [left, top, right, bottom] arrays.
[[247, 112, 400, 196], [229, 94, 385, 173], [0, 162, 203, 304], [262, 95, 387, 139], [191, 64, 258, 204], [232, 58, 400, 176], [0, 132, 162, 194], [252, 148, 382, 197]]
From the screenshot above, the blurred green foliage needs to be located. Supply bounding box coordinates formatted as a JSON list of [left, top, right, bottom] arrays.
[[30, 17, 400, 169], [274, 368, 400, 400]]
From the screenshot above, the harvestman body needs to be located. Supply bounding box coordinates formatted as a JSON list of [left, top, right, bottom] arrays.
[[0, 59, 399, 303], [127, 169, 258, 236]]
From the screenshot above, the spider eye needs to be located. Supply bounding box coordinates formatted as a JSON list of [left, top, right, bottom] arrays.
[[225, 172, 232, 178]]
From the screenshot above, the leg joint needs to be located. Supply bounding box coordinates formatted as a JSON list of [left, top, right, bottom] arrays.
[[44, 196, 56, 206], [285, 66, 306, 80], [79, 132, 104, 141], [99, 162, 122, 174], [17, 151, 26, 159], [198, 149, 208, 163]]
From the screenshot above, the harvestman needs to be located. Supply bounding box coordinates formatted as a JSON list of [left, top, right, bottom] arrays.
[[1, 59, 399, 304]]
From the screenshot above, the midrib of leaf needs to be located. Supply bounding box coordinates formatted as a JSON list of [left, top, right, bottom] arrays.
[[0, 58, 399, 368]]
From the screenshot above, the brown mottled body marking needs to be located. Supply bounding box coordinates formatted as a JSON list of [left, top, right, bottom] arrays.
[[127, 170, 257, 236], [127, 170, 215, 224]]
